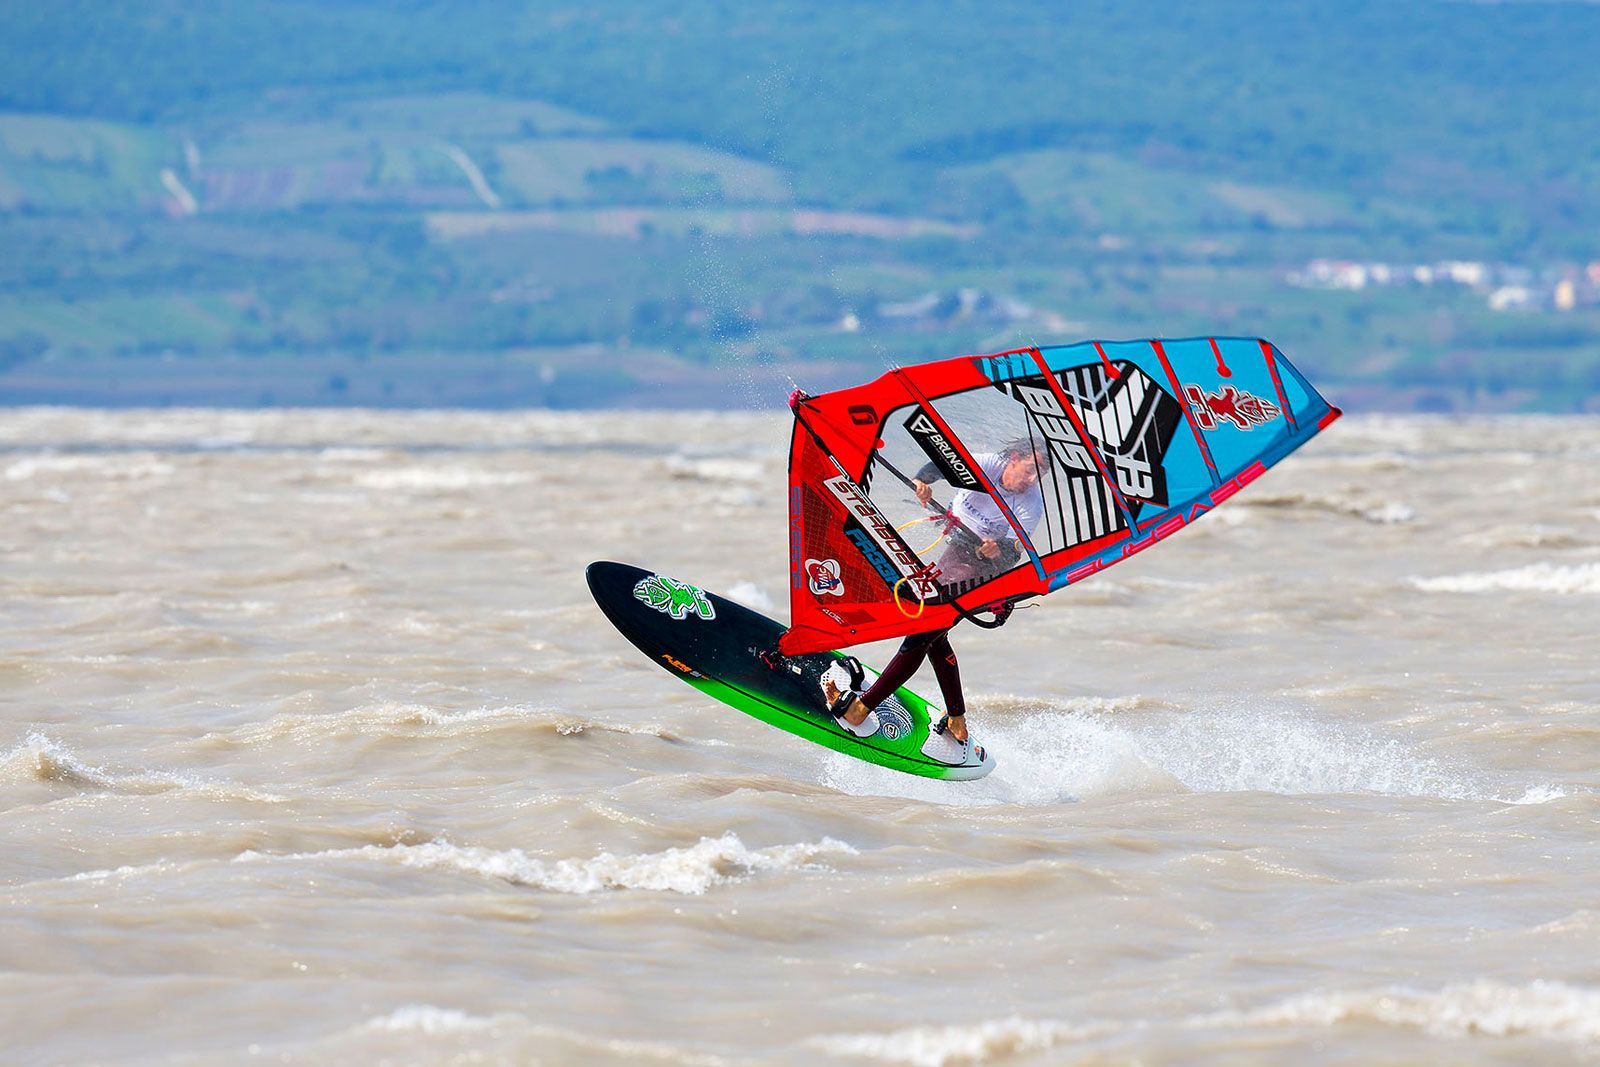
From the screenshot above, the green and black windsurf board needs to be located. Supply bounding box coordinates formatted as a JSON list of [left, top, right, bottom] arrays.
[[586, 561, 994, 781]]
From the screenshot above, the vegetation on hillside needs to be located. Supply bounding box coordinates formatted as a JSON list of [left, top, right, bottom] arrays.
[[1, 2, 1597, 409]]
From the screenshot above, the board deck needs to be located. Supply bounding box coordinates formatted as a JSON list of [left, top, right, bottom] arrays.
[[586, 561, 994, 781]]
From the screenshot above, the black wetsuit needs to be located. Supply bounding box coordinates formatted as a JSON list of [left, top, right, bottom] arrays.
[[859, 628, 965, 719]]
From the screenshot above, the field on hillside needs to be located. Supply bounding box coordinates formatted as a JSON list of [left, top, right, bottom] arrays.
[[2, 3, 1598, 410]]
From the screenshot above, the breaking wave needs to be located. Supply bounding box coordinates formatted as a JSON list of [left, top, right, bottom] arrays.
[[1236, 491, 1415, 525], [351, 467, 533, 491], [724, 580, 776, 612], [811, 1016, 1097, 1066], [1411, 562, 1600, 595], [812, 980, 1600, 1064], [3, 454, 175, 482], [0, 733, 284, 802], [819, 701, 1541, 807], [1200, 979, 1600, 1044], [64, 860, 181, 883], [236, 832, 856, 895], [339, 1007, 737, 1065], [1508, 784, 1569, 805], [361, 1005, 499, 1035], [216, 703, 685, 745], [662, 455, 767, 483]]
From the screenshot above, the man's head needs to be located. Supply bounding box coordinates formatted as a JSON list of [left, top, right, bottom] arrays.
[[998, 439, 1046, 492]]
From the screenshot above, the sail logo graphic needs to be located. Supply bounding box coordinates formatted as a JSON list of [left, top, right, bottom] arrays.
[[989, 362, 1184, 550], [805, 557, 845, 597], [844, 523, 902, 590], [1184, 384, 1280, 430], [633, 575, 716, 621], [824, 473, 941, 599], [903, 409, 983, 490], [1054, 362, 1183, 505]]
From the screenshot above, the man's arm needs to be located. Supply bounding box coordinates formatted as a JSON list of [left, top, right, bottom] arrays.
[[910, 461, 941, 505]]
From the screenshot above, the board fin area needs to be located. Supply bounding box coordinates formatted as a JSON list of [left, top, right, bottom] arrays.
[[586, 560, 994, 781]]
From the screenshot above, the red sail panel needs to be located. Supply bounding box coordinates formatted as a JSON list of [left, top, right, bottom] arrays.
[[781, 352, 1066, 655], [784, 412, 934, 654]]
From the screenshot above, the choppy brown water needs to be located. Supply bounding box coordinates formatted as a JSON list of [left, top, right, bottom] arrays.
[[2, 408, 1598, 1067]]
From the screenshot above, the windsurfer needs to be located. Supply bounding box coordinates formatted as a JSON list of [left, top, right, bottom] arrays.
[[821, 440, 1046, 747], [913, 440, 1046, 589]]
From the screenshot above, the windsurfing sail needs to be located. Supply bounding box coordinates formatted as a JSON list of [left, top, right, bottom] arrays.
[[780, 337, 1340, 655]]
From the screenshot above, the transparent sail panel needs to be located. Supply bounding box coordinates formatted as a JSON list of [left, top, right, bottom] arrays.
[[861, 387, 1049, 599], [860, 401, 955, 587]]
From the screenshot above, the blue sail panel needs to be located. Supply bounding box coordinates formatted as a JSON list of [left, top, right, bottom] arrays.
[[1031, 337, 1338, 590]]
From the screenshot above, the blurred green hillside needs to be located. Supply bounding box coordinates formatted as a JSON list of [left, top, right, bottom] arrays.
[[1, 1, 1597, 410]]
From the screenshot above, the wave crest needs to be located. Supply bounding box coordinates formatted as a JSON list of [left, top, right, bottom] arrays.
[[1202, 979, 1600, 1043], [218, 703, 682, 745], [1, 733, 284, 802], [1412, 562, 1600, 595], [237, 832, 856, 895], [811, 1017, 1094, 1067], [1238, 491, 1415, 525]]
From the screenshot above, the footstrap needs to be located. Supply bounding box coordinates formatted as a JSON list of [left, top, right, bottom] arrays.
[[825, 656, 867, 719]]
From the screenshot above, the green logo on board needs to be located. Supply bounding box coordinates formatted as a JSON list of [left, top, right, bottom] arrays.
[[633, 575, 716, 621]]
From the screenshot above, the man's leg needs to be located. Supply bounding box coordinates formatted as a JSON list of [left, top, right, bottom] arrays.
[[859, 630, 943, 709], [926, 632, 968, 742], [824, 630, 942, 726]]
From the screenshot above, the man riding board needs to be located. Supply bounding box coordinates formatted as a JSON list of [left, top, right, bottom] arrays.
[[822, 439, 1046, 748]]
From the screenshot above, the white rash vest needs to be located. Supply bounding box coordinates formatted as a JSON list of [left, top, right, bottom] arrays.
[[947, 452, 1044, 543]]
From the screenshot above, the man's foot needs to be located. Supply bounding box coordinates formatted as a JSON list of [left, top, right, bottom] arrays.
[[933, 712, 968, 744], [821, 676, 872, 726], [820, 659, 878, 736]]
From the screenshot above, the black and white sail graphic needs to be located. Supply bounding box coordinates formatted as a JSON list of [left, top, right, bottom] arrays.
[[1053, 361, 1183, 507], [991, 361, 1183, 549]]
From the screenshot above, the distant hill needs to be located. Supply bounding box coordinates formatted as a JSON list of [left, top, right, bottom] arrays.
[[5, 2, 1597, 229], [1, 1, 1597, 411]]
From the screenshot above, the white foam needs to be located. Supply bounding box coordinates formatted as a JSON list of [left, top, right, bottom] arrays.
[[347, 1008, 735, 1064], [1363, 501, 1418, 524], [810, 1017, 1094, 1066], [663, 455, 766, 483], [819, 701, 1481, 806], [1200, 980, 1600, 1044], [4, 455, 174, 481], [1203, 508, 1252, 528], [65, 860, 177, 883], [815, 695, 1167, 807], [361, 1005, 498, 1035], [351, 468, 532, 491], [1506, 784, 1568, 805], [1412, 562, 1600, 595], [1129, 707, 1476, 799], [238, 832, 856, 895], [1, 732, 285, 802], [725, 581, 776, 612], [222, 703, 674, 745], [315, 447, 390, 463]]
